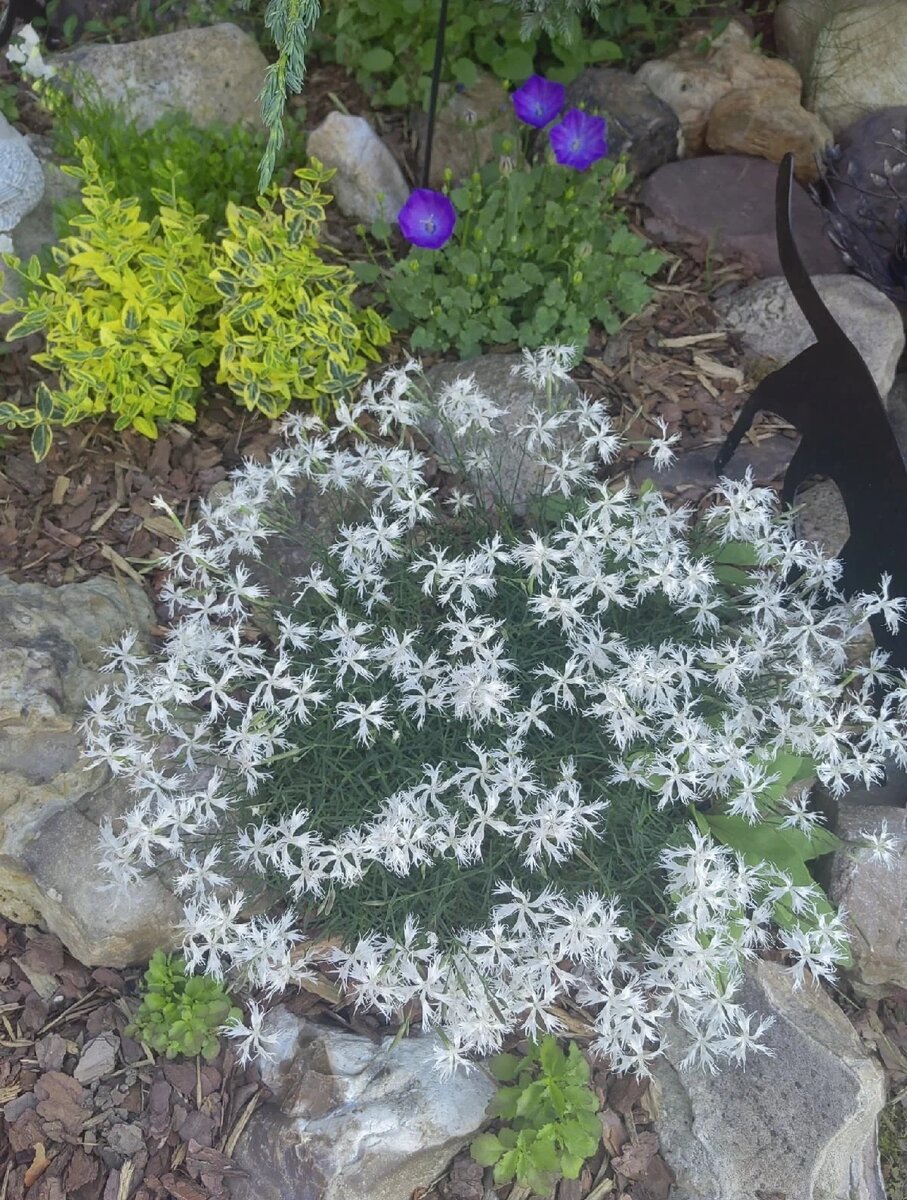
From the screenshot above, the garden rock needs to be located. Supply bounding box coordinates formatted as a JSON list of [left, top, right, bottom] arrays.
[[705, 83, 832, 183], [306, 111, 409, 225], [828, 804, 907, 997], [774, 0, 861, 81], [815, 106, 907, 300], [805, 0, 907, 136], [652, 958, 886, 1200], [2, 131, 80, 303], [48, 23, 269, 133], [0, 112, 44, 233], [420, 353, 582, 517], [415, 73, 519, 188], [636, 20, 802, 155], [229, 1009, 496, 1200], [0, 576, 183, 966], [640, 154, 847, 276], [713, 273, 904, 399], [563, 67, 681, 179]]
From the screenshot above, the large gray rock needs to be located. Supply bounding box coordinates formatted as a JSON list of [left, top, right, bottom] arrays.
[[714, 274, 904, 400], [829, 804, 907, 997], [0, 116, 44, 232], [48, 23, 269, 133], [0, 576, 183, 966], [641, 155, 847, 277], [306, 112, 409, 225], [229, 1010, 496, 1200], [774, 0, 863, 81], [807, 0, 907, 136], [564, 67, 681, 179], [653, 959, 886, 1200], [421, 353, 582, 516]]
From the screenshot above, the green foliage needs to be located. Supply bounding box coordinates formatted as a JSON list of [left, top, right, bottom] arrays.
[[0, 143, 387, 456], [0, 137, 219, 457], [382, 154, 665, 358], [472, 1038, 601, 1196], [313, 0, 619, 110], [126, 949, 242, 1062], [38, 73, 306, 241], [209, 165, 391, 419], [236, 0, 322, 193]]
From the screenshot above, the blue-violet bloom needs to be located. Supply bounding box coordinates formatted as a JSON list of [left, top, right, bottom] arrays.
[[397, 189, 457, 250], [549, 108, 608, 171], [511, 74, 566, 128]]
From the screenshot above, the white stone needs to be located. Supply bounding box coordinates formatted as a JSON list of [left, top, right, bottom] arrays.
[[230, 1011, 496, 1200], [48, 23, 269, 133], [806, 0, 907, 135], [653, 959, 885, 1200], [0, 116, 44, 232], [714, 273, 904, 400], [306, 112, 409, 225]]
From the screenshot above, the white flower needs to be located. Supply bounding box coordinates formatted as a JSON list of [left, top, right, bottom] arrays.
[[646, 417, 680, 470], [860, 820, 900, 867], [222, 1000, 280, 1066]]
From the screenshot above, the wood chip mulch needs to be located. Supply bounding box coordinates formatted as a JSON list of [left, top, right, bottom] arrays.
[[0, 918, 265, 1200]]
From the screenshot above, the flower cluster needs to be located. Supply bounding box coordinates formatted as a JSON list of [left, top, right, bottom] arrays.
[[397, 74, 607, 249], [5, 23, 56, 81], [82, 347, 905, 1076]]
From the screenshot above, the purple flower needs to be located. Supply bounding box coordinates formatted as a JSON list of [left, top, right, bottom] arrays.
[[397, 189, 457, 250], [511, 74, 566, 129], [549, 108, 608, 171]]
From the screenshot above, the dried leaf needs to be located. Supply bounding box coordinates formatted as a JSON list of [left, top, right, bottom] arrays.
[[24, 1143, 49, 1188]]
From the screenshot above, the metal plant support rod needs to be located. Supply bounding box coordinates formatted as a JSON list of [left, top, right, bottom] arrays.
[[421, 0, 450, 189]]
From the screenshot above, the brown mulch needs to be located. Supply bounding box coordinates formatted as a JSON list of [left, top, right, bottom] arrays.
[[0, 918, 266, 1200]]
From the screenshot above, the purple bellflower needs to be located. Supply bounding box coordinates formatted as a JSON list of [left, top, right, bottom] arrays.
[[549, 108, 608, 171], [511, 74, 566, 129], [397, 188, 457, 250]]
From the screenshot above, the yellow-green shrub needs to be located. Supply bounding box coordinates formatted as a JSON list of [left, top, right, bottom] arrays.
[[209, 164, 391, 420], [0, 148, 390, 461], [0, 138, 219, 459]]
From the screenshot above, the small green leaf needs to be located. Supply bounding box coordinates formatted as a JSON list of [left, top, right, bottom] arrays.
[[470, 1132, 504, 1167], [359, 46, 394, 72], [490, 1052, 522, 1082], [30, 422, 52, 463]]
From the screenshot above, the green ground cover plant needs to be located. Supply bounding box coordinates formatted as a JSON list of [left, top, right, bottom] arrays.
[[126, 949, 242, 1061], [82, 346, 900, 1076], [472, 1038, 601, 1195]]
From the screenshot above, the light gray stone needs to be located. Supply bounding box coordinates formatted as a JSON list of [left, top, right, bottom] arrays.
[[714, 274, 904, 400], [0, 134, 45, 232], [307, 112, 409, 225], [807, 0, 907, 136], [0, 576, 184, 966], [74, 1032, 119, 1084], [829, 804, 907, 996], [229, 1010, 496, 1200], [48, 23, 269, 133], [653, 958, 886, 1200], [420, 353, 581, 517]]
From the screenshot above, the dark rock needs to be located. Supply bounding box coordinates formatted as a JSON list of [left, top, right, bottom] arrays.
[[631, 433, 796, 492], [640, 154, 847, 276], [815, 107, 907, 308], [564, 67, 680, 179]]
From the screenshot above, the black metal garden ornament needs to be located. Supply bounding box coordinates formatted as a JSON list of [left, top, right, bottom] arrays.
[[716, 151, 907, 668]]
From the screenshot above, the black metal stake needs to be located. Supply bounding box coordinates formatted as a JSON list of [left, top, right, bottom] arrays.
[[421, 0, 449, 189]]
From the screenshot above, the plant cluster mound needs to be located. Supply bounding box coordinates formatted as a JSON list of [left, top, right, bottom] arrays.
[[77, 345, 906, 1075]]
